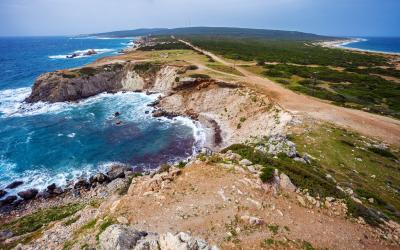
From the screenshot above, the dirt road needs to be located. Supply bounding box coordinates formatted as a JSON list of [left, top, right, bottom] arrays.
[[179, 40, 400, 145]]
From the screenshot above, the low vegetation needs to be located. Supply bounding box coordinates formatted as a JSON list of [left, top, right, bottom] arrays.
[[223, 123, 400, 226], [172, 35, 400, 119], [0, 203, 84, 249]]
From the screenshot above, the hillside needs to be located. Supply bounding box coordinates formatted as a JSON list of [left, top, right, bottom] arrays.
[[89, 27, 334, 41]]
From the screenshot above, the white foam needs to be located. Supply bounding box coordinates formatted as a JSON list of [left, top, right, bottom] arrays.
[[67, 133, 76, 138], [48, 48, 115, 59]]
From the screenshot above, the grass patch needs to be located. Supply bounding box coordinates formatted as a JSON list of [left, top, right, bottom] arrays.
[[0, 203, 84, 236], [368, 147, 398, 160], [189, 73, 211, 79]]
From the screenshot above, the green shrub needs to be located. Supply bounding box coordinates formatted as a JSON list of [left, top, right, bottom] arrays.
[[260, 167, 275, 183], [0, 203, 84, 236], [189, 73, 210, 79], [368, 147, 398, 159]]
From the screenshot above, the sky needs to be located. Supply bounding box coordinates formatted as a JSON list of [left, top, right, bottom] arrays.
[[0, 0, 399, 37]]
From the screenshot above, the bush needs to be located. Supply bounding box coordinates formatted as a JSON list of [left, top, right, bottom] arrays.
[[368, 147, 398, 159], [189, 73, 210, 79], [260, 167, 275, 183]]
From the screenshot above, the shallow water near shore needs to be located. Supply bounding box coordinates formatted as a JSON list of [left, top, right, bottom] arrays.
[[341, 37, 400, 54], [0, 37, 203, 197]]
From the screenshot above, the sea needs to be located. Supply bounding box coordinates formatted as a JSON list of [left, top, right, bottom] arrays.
[[341, 37, 400, 54], [0, 37, 204, 198]]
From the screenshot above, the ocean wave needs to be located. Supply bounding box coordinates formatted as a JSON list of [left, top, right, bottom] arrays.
[[48, 48, 115, 59]]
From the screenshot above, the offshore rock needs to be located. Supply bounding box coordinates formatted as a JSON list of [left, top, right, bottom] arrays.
[[17, 188, 38, 200]]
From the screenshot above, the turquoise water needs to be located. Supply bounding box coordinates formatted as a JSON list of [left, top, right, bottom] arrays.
[[0, 37, 203, 197], [342, 37, 400, 54]]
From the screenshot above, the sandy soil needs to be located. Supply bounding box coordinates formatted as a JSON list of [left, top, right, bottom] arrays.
[[109, 161, 397, 250], [179, 40, 400, 146]]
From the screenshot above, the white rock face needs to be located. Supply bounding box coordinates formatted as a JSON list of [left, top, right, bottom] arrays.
[[99, 225, 145, 250], [99, 224, 219, 250], [279, 173, 296, 192], [121, 70, 146, 91], [152, 66, 179, 93]]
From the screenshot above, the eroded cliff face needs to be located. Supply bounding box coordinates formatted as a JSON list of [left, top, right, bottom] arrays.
[[25, 62, 181, 103]]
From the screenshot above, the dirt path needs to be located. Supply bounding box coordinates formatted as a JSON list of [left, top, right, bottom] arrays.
[[179, 40, 400, 145]]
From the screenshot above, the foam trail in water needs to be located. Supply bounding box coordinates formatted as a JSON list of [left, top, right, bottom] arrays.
[[49, 48, 114, 59]]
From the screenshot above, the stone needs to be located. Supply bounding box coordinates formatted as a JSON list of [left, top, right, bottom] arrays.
[[325, 174, 336, 183], [6, 181, 24, 189], [224, 151, 241, 161], [297, 195, 306, 207], [107, 165, 130, 180], [90, 173, 109, 184], [99, 225, 147, 250], [368, 198, 374, 204], [0, 230, 13, 241], [159, 231, 218, 250], [267, 135, 297, 158], [117, 216, 129, 225], [47, 183, 57, 192], [302, 153, 312, 164], [84, 49, 97, 56], [351, 197, 363, 204], [293, 157, 307, 164], [240, 215, 264, 225], [114, 112, 121, 117], [239, 159, 252, 166], [74, 178, 90, 190], [0, 195, 17, 206], [279, 173, 296, 192], [17, 188, 38, 200], [0, 190, 7, 198], [326, 197, 335, 202], [344, 187, 354, 196]]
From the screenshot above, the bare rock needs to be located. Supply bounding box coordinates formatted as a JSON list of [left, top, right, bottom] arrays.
[[0, 190, 7, 198], [6, 181, 24, 189], [107, 165, 130, 180], [17, 188, 38, 200], [240, 215, 264, 226], [279, 173, 296, 192], [0, 195, 17, 206], [74, 178, 90, 190], [99, 225, 147, 250], [239, 159, 252, 166]]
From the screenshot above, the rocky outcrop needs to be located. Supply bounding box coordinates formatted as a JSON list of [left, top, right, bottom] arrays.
[[25, 62, 182, 103], [17, 188, 38, 200], [99, 224, 219, 250], [6, 181, 24, 189]]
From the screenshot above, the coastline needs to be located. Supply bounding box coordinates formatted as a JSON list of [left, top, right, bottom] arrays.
[[319, 38, 400, 56]]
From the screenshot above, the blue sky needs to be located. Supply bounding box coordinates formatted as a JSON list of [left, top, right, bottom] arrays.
[[0, 0, 399, 36]]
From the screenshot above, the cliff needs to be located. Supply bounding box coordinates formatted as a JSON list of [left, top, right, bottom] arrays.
[[25, 62, 180, 103]]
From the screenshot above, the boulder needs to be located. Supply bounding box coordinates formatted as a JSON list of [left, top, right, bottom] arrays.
[[98, 225, 219, 250], [107, 165, 130, 180], [99, 225, 147, 250], [17, 188, 38, 200], [0, 195, 17, 206], [90, 173, 109, 184], [67, 53, 79, 59], [239, 159, 252, 166], [74, 178, 90, 190], [240, 215, 264, 226], [267, 135, 297, 158], [0, 190, 7, 198], [0, 230, 13, 241], [47, 183, 57, 192], [84, 49, 97, 56], [159, 231, 217, 250], [6, 181, 24, 189], [279, 173, 296, 192]]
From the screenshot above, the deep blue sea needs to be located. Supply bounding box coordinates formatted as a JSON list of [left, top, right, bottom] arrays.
[[0, 37, 203, 197], [342, 37, 400, 54]]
